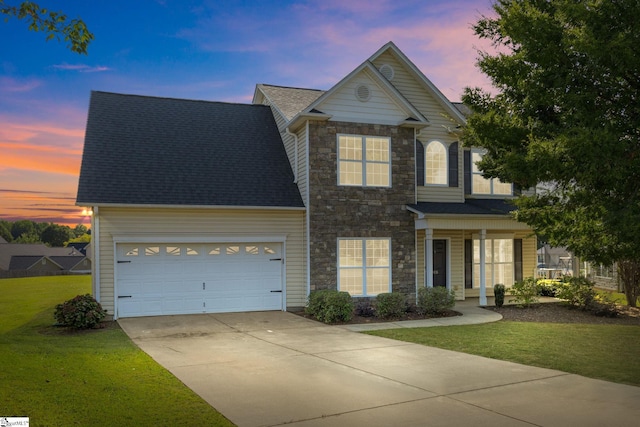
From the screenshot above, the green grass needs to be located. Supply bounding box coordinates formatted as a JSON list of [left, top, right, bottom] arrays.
[[0, 276, 234, 426], [367, 321, 640, 387]]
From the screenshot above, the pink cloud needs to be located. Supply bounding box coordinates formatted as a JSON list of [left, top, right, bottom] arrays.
[[52, 63, 112, 73], [0, 76, 42, 93]]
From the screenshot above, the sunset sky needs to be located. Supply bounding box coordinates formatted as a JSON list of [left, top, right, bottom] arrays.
[[1, 0, 497, 227]]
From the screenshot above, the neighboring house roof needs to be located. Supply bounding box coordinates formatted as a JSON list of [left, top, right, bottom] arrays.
[[255, 84, 325, 121], [0, 236, 7, 244], [77, 91, 304, 209], [66, 242, 89, 255], [8, 256, 49, 271], [408, 199, 516, 216], [50, 256, 88, 271], [0, 244, 84, 271], [452, 102, 471, 117]]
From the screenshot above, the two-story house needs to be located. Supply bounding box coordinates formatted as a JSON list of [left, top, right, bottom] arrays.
[[77, 42, 536, 319]]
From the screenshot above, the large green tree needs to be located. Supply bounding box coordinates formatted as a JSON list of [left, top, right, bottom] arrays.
[[1, 0, 93, 54], [462, 0, 640, 306]]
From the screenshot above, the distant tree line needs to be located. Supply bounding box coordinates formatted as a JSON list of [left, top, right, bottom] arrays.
[[0, 220, 90, 247]]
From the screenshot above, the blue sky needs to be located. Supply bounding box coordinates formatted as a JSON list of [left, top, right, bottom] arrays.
[[0, 0, 496, 226]]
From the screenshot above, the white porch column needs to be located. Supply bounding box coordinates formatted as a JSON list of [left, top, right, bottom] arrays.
[[479, 229, 487, 306], [425, 228, 434, 288]]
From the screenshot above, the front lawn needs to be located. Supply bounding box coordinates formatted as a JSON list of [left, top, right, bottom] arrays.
[[367, 321, 640, 387], [0, 276, 234, 426]]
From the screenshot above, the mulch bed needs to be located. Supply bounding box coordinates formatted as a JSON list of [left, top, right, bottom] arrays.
[[295, 302, 640, 326], [487, 302, 640, 326]]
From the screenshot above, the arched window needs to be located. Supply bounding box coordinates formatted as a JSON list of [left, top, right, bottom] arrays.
[[425, 140, 447, 185]]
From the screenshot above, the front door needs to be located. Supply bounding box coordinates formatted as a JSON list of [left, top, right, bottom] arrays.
[[432, 239, 447, 287]]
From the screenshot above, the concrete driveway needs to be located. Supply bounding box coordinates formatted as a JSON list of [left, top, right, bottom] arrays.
[[119, 311, 640, 427]]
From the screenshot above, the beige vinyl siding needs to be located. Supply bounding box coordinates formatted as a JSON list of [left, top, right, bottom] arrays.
[[317, 72, 409, 125], [296, 126, 308, 205], [418, 185, 464, 203], [424, 217, 530, 230], [372, 52, 461, 129], [517, 230, 538, 280], [95, 207, 306, 314]]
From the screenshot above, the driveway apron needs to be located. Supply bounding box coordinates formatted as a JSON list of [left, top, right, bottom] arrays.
[[118, 311, 640, 427]]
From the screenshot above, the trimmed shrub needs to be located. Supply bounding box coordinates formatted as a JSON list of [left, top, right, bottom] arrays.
[[493, 284, 506, 308], [556, 277, 597, 310], [509, 277, 539, 307], [375, 292, 406, 319], [417, 286, 455, 315], [54, 294, 107, 329], [306, 289, 353, 324]]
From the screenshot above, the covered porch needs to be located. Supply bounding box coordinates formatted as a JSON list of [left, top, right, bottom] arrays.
[[408, 200, 537, 304]]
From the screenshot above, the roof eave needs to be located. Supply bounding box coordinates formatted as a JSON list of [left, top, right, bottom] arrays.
[[287, 112, 332, 131], [75, 202, 307, 211]]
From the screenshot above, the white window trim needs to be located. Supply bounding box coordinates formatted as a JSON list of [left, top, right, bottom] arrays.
[[471, 149, 513, 196], [337, 237, 392, 297], [337, 134, 391, 188], [424, 140, 448, 186]]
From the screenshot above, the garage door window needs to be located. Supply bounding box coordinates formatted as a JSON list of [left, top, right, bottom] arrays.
[[145, 247, 160, 256], [125, 248, 138, 256], [167, 246, 181, 256], [338, 238, 391, 296]]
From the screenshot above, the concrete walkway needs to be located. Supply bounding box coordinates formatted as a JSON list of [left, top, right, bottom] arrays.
[[119, 304, 640, 427]]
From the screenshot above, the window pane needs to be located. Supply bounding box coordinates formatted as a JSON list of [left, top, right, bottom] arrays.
[[338, 136, 362, 160], [339, 240, 363, 267], [495, 263, 513, 286], [365, 162, 390, 187], [493, 179, 512, 195], [366, 268, 390, 295], [186, 247, 199, 255], [472, 152, 483, 173], [125, 248, 139, 256], [426, 141, 447, 185], [365, 137, 389, 162], [339, 268, 363, 295], [366, 239, 389, 267], [339, 161, 363, 185], [145, 246, 160, 256], [166, 246, 181, 256], [494, 239, 513, 263], [473, 174, 491, 194]]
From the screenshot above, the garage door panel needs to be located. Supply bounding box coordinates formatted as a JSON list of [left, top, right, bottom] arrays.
[[116, 242, 283, 318]]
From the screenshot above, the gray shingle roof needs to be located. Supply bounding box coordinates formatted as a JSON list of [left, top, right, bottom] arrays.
[[409, 199, 516, 216], [77, 92, 304, 208], [258, 84, 325, 121], [8, 256, 46, 271]]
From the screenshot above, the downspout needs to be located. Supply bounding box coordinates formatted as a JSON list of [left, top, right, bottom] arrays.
[[92, 206, 100, 302], [285, 127, 298, 184]]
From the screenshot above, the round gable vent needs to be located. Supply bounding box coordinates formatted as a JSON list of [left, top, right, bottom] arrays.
[[379, 64, 395, 81], [355, 84, 371, 102]]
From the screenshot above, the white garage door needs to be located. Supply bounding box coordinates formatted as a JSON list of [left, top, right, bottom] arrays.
[[116, 243, 283, 318]]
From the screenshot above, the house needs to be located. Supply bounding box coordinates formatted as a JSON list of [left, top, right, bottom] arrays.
[[77, 42, 537, 319], [0, 242, 90, 277]]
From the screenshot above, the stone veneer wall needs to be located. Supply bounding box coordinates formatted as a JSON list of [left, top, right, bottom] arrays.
[[308, 120, 416, 298]]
